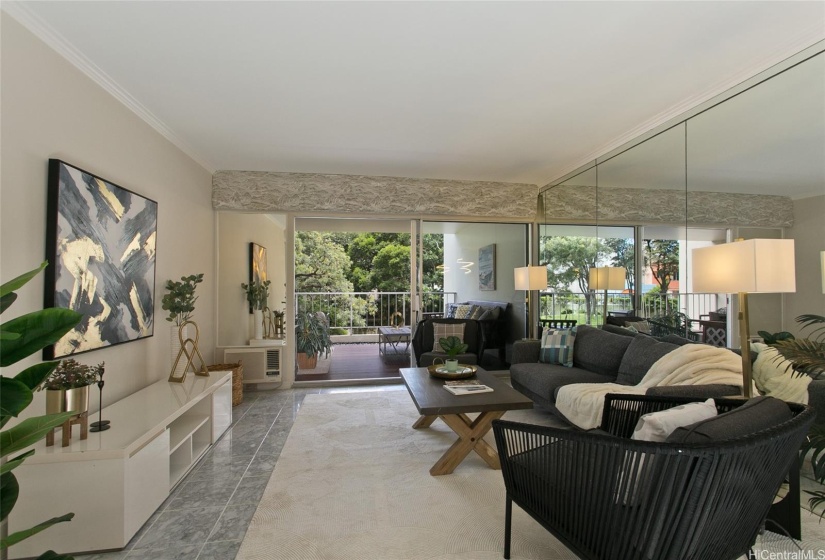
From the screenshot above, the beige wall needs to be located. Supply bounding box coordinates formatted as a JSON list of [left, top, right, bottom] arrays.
[[1, 16, 215, 413], [444, 223, 528, 340], [217, 212, 287, 347], [786, 195, 825, 336]]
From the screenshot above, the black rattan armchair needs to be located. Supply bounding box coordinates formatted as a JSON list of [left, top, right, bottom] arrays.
[[493, 395, 815, 560]]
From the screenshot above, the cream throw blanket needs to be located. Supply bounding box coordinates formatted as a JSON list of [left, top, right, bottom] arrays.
[[555, 344, 744, 430]]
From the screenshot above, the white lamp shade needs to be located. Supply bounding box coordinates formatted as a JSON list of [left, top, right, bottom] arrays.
[[514, 266, 547, 290], [589, 267, 626, 291], [692, 239, 796, 294]]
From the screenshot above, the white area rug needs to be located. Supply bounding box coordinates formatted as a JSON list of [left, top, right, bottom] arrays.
[[237, 390, 570, 560], [238, 390, 825, 560]]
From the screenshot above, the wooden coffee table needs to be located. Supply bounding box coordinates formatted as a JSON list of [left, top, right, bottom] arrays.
[[400, 366, 533, 476]]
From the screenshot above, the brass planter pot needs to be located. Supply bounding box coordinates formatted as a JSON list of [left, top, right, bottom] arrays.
[[46, 385, 91, 415]]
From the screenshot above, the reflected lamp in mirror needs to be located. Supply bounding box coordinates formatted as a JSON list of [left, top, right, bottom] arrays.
[[514, 266, 547, 339], [692, 239, 796, 398], [821, 251, 825, 294], [589, 267, 626, 326]]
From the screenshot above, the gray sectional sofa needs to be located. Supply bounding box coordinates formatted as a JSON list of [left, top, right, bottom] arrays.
[[509, 325, 741, 419]]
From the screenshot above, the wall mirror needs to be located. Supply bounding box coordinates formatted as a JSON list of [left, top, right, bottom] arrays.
[[539, 43, 824, 345]]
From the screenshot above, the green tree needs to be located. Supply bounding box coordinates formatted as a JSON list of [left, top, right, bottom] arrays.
[[605, 237, 635, 296], [421, 234, 444, 292], [295, 231, 353, 293], [644, 239, 679, 293], [295, 232, 370, 330], [541, 236, 610, 323], [371, 244, 410, 292]]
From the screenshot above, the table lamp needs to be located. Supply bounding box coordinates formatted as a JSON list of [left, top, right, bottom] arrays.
[[515, 266, 547, 339], [692, 239, 796, 398], [589, 267, 626, 325]]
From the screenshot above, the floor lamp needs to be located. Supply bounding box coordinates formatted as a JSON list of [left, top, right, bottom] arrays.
[[692, 239, 796, 398], [515, 266, 546, 339], [589, 267, 626, 325]]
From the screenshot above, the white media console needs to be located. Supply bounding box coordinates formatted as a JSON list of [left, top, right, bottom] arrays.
[[9, 370, 232, 558]]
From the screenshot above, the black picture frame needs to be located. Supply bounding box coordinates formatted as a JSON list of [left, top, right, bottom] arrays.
[[44, 159, 158, 359]]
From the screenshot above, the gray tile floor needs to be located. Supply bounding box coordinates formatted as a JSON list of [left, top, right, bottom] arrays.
[[76, 384, 406, 560], [75, 382, 823, 559]]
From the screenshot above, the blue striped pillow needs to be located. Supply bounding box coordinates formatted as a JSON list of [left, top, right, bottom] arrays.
[[539, 328, 576, 367]]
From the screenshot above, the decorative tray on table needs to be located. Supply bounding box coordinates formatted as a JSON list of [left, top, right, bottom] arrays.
[[427, 364, 478, 379]]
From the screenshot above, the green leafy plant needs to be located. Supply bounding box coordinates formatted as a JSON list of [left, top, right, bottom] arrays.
[[773, 314, 825, 518], [295, 312, 331, 360], [36, 359, 103, 391], [161, 274, 204, 326], [439, 335, 468, 360], [1, 262, 84, 559], [757, 329, 795, 345], [241, 280, 271, 311]]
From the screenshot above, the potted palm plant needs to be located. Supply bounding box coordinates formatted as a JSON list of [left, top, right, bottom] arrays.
[[439, 335, 468, 372], [295, 312, 331, 369], [772, 313, 825, 518]]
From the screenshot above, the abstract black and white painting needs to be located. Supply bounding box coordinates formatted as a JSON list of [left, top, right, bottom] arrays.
[[44, 160, 157, 359]]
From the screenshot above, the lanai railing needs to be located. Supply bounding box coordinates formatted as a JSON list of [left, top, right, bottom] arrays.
[[296, 290, 724, 334], [295, 291, 457, 335]]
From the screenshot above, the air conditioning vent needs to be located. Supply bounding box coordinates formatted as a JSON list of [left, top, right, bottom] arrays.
[[266, 349, 280, 370]]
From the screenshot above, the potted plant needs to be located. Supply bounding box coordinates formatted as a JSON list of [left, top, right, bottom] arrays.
[[37, 359, 104, 417], [162, 273, 204, 374], [295, 312, 331, 369], [1, 262, 83, 559], [439, 335, 468, 372], [242, 280, 271, 340], [772, 314, 825, 518]]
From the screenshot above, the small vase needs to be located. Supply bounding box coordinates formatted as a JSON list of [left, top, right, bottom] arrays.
[[171, 323, 190, 377], [46, 385, 90, 415], [253, 309, 264, 340], [445, 359, 459, 372]]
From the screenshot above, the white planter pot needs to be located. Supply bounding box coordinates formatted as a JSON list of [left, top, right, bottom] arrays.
[[253, 309, 264, 340], [445, 359, 459, 372]]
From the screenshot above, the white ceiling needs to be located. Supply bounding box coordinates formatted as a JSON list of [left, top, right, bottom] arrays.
[[4, 1, 825, 190]]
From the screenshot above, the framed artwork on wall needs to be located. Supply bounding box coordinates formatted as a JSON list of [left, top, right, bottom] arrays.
[[249, 242, 267, 312], [479, 244, 496, 291], [44, 159, 158, 359]]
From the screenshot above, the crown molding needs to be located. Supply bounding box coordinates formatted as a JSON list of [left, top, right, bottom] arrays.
[[543, 28, 825, 187], [2, 2, 216, 174]]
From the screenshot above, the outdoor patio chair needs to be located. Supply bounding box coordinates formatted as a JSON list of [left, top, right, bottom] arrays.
[[493, 394, 815, 560]]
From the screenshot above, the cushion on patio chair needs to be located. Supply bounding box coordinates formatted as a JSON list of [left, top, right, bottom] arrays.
[[667, 396, 792, 444]]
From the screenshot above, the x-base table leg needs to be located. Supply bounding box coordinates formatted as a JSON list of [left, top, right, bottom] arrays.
[[413, 411, 505, 476]]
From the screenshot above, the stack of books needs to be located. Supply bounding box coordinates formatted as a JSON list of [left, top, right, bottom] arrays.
[[443, 380, 493, 395]]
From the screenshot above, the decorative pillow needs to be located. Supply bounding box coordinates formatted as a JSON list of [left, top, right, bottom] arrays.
[[453, 304, 476, 319], [625, 320, 652, 334], [539, 328, 576, 367], [616, 336, 679, 386], [632, 399, 717, 442], [445, 303, 458, 318], [751, 343, 811, 404], [431, 322, 466, 352], [470, 306, 489, 320]]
